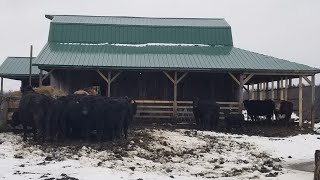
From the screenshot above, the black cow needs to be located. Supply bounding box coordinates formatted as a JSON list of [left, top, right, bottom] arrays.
[[193, 98, 220, 131], [243, 100, 275, 122], [274, 100, 294, 126], [18, 86, 55, 142], [225, 112, 244, 131]]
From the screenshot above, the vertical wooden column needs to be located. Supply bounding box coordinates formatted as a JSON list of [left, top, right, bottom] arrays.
[[257, 83, 261, 100], [39, 70, 43, 87], [163, 71, 188, 118], [284, 77, 288, 101], [107, 72, 111, 97], [173, 72, 178, 117], [277, 80, 280, 100], [251, 83, 254, 100], [239, 74, 244, 112], [271, 81, 275, 100], [0, 77, 3, 95], [299, 76, 303, 128], [265, 82, 269, 99], [280, 77, 284, 100], [311, 75, 316, 129], [97, 70, 121, 97], [29, 45, 33, 86], [288, 78, 292, 100]]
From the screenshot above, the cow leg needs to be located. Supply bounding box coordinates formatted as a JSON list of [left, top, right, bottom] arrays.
[[32, 128, 37, 142], [23, 123, 28, 141]]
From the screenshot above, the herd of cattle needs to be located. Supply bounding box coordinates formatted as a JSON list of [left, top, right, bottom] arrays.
[[193, 98, 294, 130], [9, 86, 294, 142], [11, 86, 137, 142]]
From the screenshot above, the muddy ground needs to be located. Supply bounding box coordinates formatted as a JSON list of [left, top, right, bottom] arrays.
[[3, 120, 318, 180]]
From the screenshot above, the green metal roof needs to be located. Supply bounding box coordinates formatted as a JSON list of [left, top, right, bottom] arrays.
[[33, 43, 320, 74], [46, 15, 233, 46], [0, 57, 41, 78]]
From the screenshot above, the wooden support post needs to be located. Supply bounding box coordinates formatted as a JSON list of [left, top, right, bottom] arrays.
[[257, 83, 261, 100], [315, 150, 320, 180], [239, 74, 244, 112], [251, 83, 254, 100], [29, 45, 33, 86], [288, 78, 292, 100], [107, 72, 111, 97], [173, 72, 177, 117], [266, 82, 269, 99], [39, 70, 43, 87], [163, 71, 188, 118], [284, 77, 288, 101], [280, 77, 284, 100], [299, 76, 303, 128], [228, 73, 249, 91], [277, 80, 280, 100], [271, 81, 275, 100], [311, 75, 316, 129], [96, 70, 121, 97], [0, 77, 3, 95]]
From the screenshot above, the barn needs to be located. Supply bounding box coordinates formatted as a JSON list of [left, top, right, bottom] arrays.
[[32, 15, 319, 127], [0, 57, 50, 94]]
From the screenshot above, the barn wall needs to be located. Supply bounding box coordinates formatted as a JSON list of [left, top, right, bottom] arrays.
[[50, 70, 238, 101]]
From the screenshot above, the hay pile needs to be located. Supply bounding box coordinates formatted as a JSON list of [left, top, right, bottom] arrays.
[[7, 86, 66, 97]]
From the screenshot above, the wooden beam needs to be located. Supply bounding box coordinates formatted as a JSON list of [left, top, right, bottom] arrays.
[[39, 70, 43, 87], [244, 72, 313, 76], [266, 82, 269, 99], [228, 72, 240, 85], [303, 75, 312, 86], [163, 71, 175, 84], [257, 83, 261, 100], [107, 72, 111, 97], [243, 74, 254, 84], [284, 77, 288, 101], [228, 73, 249, 91], [1, 77, 3, 95], [277, 80, 280, 100], [177, 72, 188, 84], [311, 75, 316, 129], [173, 72, 177, 117], [96, 70, 109, 83], [239, 74, 244, 112], [271, 81, 274, 100], [42, 69, 55, 82], [29, 45, 33, 86], [280, 77, 284, 100], [251, 83, 254, 100], [110, 71, 122, 83], [299, 76, 303, 128]]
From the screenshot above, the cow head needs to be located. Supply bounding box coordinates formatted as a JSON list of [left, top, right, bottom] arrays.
[[20, 85, 35, 94]]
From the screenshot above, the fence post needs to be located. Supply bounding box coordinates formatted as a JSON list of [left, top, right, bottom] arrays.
[[0, 97, 8, 131], [314, 150, 320, 180]]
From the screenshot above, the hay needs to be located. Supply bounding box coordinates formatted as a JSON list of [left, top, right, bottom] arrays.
[[7, 86, 66, 97]]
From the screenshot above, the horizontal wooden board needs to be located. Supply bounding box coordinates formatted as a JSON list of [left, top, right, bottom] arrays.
[[135, 100, 173, 104], [137, 105, 173, 109], [137, 110, 173, 114], [134, 115, 172, 119]]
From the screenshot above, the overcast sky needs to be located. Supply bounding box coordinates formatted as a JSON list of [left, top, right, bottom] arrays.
[[0, 0, 319, 91]]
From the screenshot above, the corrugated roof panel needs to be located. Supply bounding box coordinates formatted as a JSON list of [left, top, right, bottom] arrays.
[[50, 15, 230, 27], [47, 15, 233, 45], [33, 43, 320, 73], [0, 57, 42, 77]]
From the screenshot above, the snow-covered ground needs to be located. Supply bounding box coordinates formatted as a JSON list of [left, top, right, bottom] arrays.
[[0, 124, 319, 180]]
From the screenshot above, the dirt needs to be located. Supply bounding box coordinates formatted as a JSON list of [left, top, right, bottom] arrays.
[[8, 120, 317, 179]]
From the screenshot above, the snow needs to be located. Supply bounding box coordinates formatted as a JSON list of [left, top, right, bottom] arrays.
[[0, 124, 319, 180]]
